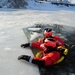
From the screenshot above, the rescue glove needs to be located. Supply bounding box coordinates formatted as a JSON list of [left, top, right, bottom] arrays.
[[18, 55, 31, 61], [21, 43, 30, 48]]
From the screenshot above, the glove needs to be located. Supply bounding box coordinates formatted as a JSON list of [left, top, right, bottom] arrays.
[[21, 43, 30, 48], [18, 55, 31, 61]]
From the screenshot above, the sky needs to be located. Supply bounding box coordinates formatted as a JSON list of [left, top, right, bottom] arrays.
[[0, 1, 75, 75]]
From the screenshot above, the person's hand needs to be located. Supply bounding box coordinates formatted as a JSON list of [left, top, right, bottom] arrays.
[[21, 44, 26, 48], [21, 43, 30, 48]]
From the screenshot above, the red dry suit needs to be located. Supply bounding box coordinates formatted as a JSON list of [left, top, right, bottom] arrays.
[[30, 36, 64, 67], [31, 36, 64, 50]]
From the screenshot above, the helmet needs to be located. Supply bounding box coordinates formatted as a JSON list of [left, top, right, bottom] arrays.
[[44, 28, 52, 37]]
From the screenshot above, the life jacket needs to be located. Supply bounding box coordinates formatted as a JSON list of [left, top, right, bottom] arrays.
[[57, 46, 68, 57], [54, 46, 68, 64]]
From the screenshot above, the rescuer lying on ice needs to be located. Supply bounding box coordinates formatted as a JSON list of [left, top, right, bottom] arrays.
[[18, 28, 67, 67]]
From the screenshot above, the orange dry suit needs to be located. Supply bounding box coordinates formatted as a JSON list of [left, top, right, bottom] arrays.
[[31, 35, 64, 53], [30, 38, 62, 67]]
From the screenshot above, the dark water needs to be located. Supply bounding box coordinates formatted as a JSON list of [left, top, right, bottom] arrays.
[[23, 24, 75, 75]]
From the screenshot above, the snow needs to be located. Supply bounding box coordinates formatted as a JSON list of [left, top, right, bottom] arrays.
[[0, 1, 75, 75], [69, 0, 75, 4]]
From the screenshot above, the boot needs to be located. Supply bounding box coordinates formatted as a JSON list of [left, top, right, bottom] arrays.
[[21, 43, 30, 48], [18, 55, 31, 61]]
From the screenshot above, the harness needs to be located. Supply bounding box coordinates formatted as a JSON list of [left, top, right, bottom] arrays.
[[57, 46, 68, 56], [54, 46, 68, 64]]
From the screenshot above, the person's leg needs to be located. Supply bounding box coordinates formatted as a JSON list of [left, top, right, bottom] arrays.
[[18, 55, 45, 67]]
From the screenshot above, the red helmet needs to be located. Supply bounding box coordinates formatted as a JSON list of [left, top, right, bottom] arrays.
[[44, 28, 52, 37]]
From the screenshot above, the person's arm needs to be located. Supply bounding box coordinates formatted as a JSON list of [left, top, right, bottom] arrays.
[[32, 57, 45, 67]]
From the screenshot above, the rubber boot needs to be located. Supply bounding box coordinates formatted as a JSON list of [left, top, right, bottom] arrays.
[[18, 55, 31, 61]]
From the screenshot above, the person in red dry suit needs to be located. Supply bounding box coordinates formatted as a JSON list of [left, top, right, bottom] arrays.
[[18, 28, 65, 67]]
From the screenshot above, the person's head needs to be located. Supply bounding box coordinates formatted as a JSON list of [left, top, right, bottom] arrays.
[[44, 28, 52, 38]]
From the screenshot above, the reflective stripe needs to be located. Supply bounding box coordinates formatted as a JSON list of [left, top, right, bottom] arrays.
[[29, 57, 32, 63]]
